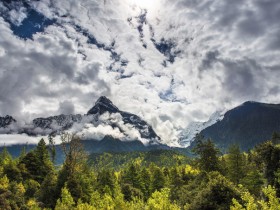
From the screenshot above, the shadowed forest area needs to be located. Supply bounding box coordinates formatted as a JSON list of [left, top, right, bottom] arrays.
[[1, 132, 280, 209]]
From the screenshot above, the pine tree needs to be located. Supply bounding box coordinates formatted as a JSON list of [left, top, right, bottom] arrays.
[[147, 188, 180, 210], [193, 138, 221, 172], [0, 146, 12, 166], [19, 139, 53, 183], [48, 134, 56, 164], [272, 132, 280, 145], [55, 186, 75, 210], [141, 168, 152, 200], [227, 144, 246, 184], [96, 169, 116, 196], [38, 171, 58, 208], [57, 133, 89, 202], [152, 167, 165, 192]]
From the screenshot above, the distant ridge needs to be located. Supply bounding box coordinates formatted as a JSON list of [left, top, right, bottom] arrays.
[[193, 101, 280, 151]]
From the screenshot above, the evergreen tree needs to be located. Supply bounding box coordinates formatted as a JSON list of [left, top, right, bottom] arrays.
[[140, 168, 152, 200], [96, 169, 116, 196], [227, 144, 246, 184], [35, 139, 54, 181], [188, 172, 241, 210], [24, 179, 40, 199], [272, 132, 280, 145], [0, 175, 12, 209], [147, 188, 180, 210], [152, 167, 165, 192], [231, 185, 280, 210], [193, 138, 221, 172], [127, 163, 143, 189], [48, 134, 56, 164], [3, 162, 22, 182], [19, 151, 42, 182], [254, 141, 280, 188], [55, 186, 75, 210], [38, 171, 58, 208], [0, 146, 12, 166], [19, 139, 53, 183], [57, 133, 89, 202]]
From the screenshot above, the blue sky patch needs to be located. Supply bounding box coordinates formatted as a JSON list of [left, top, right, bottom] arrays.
[[9, 9, 55, 40]]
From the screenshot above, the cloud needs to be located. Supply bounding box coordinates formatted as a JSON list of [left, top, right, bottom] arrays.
[[58, 100, 75, 115], [68, 112, 150, 145], [0, 0, 280, 146], [0, 134, 41, 146]]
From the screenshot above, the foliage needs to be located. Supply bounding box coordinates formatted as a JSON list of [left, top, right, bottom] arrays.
[[192, 136, 221, 172], [1, 132, 280, 209], [88, 150, 190, 171], [231, 185, 280, 210], [147, 188, 180, 210], [226, 144, 246, 184], [55, 186, 75, 210]]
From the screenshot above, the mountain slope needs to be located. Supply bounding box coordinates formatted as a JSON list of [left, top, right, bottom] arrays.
[[87, 96, 160, 142], [0, 115, 17, 133], [196, 101, 280, 151], [179, 111, 224, 147], [25, 114, 83, 135], [0, 97, 163, 153], [0, 136, 171, 164], [0, 115, 16, 126]]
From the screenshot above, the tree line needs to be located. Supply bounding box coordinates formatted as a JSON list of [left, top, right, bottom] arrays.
[[0, 132, 280, 209]]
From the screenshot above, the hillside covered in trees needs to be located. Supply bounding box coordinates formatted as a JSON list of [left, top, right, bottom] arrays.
[[1, 132, 280, 209]]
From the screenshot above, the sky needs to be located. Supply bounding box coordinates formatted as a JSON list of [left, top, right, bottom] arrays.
[[0, 0, 280, 145]]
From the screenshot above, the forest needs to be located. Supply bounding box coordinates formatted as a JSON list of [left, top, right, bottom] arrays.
[[1, 132, 280, 210]]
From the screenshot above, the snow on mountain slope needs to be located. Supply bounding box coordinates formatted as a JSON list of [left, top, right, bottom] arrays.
[[179, 111, 224, 147]]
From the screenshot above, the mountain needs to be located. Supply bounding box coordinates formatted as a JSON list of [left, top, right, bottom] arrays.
[[87, 96, 119, 115], [0, 96, 164, 155], [2, 99, 280, 156], [0, 115, 17, 134], [0, 96, 159, 141], [87, 96, 160, 142], [192, 101, 280, 151], [179, 111, 224, 147], [25, 114, 83, 135], [19, 96, 160, 143], [0, 115, 16, 128]]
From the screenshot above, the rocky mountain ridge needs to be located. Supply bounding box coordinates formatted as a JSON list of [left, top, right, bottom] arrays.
[[193, 101, 280, 151], [0, 96, 161, 145]]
